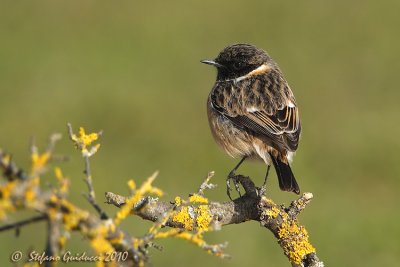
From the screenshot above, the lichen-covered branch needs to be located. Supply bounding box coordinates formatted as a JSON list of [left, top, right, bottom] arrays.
[[67, 123, 108, 220], [1, 125, 323, 267], [106, 175, 324, 267], [0, 126, 161, 266]]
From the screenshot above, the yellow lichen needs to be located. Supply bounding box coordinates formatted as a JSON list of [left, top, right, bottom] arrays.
[[174, 196, 183, 206], [149, 186, 163, 197], [189, 194, 209, 204], [176, 231, 206, 247], [49, 194, 58, 204], [47, 207, 58, 221], [115, 172, 162, 225], [69, 127, 101, 155], [54, 167, 63, 181], [31, 151, 50, 174], [172, 206, 194, 230], [114, 193, 141, 225], [127, 179, 136, 191], [0, 180, 16, 200], [78, 127, 99, 147], [90, 236, 114, 262], [265, 206, 280, 219], [58, 235, 67, 250], [60, 199, 90, 231], [153, 228, 181, 239], [195, 205, 212, 231], [132, 238, 144, 250], [0, 198, 15, 219], [278, 218, 316, 264], [171, 203, 212, 231], [54, 167, 70, 194], [24, 178, 39, 202], [96, 224, 110, 237]]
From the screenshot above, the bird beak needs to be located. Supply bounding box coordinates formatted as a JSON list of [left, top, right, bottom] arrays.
[[200, 59, 224, 68]]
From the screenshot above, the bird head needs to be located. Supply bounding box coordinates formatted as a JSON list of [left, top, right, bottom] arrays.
[[201, 43, 272, 80]]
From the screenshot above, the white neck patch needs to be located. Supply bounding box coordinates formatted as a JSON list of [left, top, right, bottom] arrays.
[[226, 64, 271, 83]]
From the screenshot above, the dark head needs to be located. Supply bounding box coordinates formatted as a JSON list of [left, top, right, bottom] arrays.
[[201, 44, 272, 80]]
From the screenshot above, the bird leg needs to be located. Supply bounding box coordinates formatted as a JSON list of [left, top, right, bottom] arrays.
[[259, 165, 271, 196], [226, 156, 247, 200]]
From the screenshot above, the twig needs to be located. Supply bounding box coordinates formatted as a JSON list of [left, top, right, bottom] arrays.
[[82, 155, 108, 219], [47, 133, 62, 152], [287, 192, 314, 219], [29, 133, 62, 179], [197, 171, 217, 195], [0, 214, 47, 233], [0, 150, 27, 180], [45, 216, 61, 267], [67, 123, 108, 220]]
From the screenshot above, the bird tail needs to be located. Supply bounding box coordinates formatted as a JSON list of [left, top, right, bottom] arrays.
[[269, 153, 300, 195]]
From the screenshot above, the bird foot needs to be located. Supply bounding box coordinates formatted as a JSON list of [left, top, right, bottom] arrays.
[[258, 184, 268, 196], [226, 172, 242, 200]]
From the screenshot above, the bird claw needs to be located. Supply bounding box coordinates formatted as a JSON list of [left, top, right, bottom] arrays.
[[226, 173, 242, 200], [259, 184, 267, 196]]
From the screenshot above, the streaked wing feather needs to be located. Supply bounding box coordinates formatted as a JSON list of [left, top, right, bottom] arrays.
[[210, 71, 301, 152]]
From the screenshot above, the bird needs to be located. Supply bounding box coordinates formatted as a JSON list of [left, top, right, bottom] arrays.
[[201, 43, 301, 197]]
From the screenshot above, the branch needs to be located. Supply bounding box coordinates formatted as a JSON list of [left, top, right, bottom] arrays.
[[1, 126, 323, 266], [45, 215, 61, 267], [0, 215, 47, 233], [0, 127, 150, 266], [0, 171, 147, 265], [0, 149, 27, 181], [106, 175, 324, 267], [67, 123, 108, 220]]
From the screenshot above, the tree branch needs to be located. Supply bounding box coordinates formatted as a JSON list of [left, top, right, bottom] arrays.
[[0, 149, 27, 181], [67, 123, 108, 220], [105, 175, 324, 267], [0, 214, 47, 233], [1, 127, 324, 266]]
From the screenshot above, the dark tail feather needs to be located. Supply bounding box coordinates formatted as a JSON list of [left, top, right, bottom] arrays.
[[269, 153, 300, 195]]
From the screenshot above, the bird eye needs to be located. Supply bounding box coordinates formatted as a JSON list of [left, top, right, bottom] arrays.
[[233, 61, 243, 70]]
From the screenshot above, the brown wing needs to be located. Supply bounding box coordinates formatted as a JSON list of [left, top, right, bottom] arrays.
[[210, 69, 301, 153]]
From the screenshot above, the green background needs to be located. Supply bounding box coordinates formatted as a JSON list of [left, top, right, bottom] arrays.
[[1, 1, 399, 266]]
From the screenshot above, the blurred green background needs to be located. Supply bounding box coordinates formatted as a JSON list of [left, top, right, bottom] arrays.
[[1, 0, 399, 266]]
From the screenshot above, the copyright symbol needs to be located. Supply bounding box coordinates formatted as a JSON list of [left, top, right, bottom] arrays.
[[10, 251, 22, 262]]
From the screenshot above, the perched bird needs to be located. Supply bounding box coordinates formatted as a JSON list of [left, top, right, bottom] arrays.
[[201, 44, 301, 197]]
